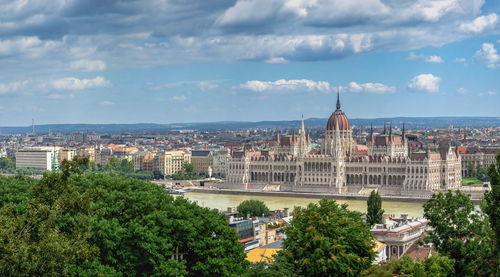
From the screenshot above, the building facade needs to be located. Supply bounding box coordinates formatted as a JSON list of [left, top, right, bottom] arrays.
[[226, 93, 462, 196], [16, 147, 60, 171]]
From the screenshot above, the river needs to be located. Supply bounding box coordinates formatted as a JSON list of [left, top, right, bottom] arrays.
[[183, 192, 425, 217]]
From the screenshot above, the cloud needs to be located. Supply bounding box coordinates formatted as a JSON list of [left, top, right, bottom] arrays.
[[239, 79, 332, 92], [454, 58, 466, 63], [265, 57, 288, 64], [457, 88, 467, 95], [343, 82, 395, 94], [70, 59, 107, 71], [239, 79, 395, 94], [408, 52, 444, 63], [0, 80, 29, 95], [408, 74, 441, 93], [474, 43, 500, 69], [47, 93, 75, 99], [459, 13, 498, 33], [170, 95, 187, 102], [197, 81, 219, 90], [100, 101, 114, 105], [0, 0, 493, 70], [49, 76, 111, 90]]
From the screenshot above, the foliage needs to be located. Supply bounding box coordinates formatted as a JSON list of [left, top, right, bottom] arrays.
[[482, 152, 500, 275], [476, 167, 490, 182], [237, 199, 271, 218], [0, 157, 15, 170], [0, 175, 36, 213], [0, 159, 106, 276], [243, 254, 297, 277], [170, 163, 196, 180], [366, 190, 384, 227], [0, 159, 248, 276], [423, 190, 494, 276], [461, 177, 483, 186], [104, 157, 134, 173], [362, 254, 455, 277], [278, 198, 375, 277]]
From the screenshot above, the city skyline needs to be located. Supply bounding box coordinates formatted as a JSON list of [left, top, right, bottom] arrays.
[[1, 0, 499, 126]]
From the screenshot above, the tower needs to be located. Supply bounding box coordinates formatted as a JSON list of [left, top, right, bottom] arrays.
[[323, 90, 354, 156]]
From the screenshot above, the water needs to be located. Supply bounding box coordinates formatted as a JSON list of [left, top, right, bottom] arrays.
[[183, 192, 425, 217]]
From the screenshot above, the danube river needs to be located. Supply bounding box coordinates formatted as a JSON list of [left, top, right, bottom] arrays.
[[183, 192, 425, 217]]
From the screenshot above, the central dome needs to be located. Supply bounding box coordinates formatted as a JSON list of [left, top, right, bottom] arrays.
[[326, 91, 350, 131]]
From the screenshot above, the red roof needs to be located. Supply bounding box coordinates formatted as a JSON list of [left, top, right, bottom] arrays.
[[326, 110, 350, 131]]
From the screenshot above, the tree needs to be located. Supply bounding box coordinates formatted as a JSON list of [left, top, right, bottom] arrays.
[[183, 163, 194, 175], [0, 159, 109, 276], [0, 157, 15, 171], [0, 161, 249, 276], [278, 199, 375, 277], [423, 190, 493, 276], [366, 190, 384, 227], [482, 152, 500, 275], [362, 254, 455, 277], [237, 199, 270, 218]]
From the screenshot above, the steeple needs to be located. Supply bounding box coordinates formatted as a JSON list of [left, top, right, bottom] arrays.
[[336, 88, 341, 110], [383, 122, 386, 134]]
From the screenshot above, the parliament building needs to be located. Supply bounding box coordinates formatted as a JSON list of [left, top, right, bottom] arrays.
[[226, 93, 462, 196]]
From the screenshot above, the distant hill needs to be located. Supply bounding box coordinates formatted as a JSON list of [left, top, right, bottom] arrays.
[[1, 117, 499, 134]]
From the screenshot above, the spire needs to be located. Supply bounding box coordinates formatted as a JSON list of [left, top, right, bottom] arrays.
[[336, 88, 341, 110], [383, 122, 386, 134], [389, 122, 392, 142], [301, 114, 305, 136], [370, 122, 374, 143]]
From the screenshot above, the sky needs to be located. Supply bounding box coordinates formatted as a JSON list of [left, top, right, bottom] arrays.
[[0, 0, 499, 126]]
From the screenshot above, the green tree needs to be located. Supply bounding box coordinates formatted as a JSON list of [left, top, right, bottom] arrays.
[[0, 159, 108, 276], [237, 199, 270, 218], [366, 190, 384, 227], [423, 190, 493, 276], [183, 163, 194, 175], [482, 152, 500, 275], [362, 254, 455, 277], [278, 199, 375, 277], [0, 157, 15, 171], [0, 160, 249, 276]]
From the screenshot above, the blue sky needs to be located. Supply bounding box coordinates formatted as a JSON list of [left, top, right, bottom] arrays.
[[0, 0, 499, 126]]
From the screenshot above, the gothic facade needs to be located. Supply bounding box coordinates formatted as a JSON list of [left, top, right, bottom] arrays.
[[226, 94, 462, 196]]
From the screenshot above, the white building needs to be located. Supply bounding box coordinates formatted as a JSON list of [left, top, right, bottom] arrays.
[[226, 92, 462, 196], [16, 147, 60, 171], [212, 148, 231, 177]]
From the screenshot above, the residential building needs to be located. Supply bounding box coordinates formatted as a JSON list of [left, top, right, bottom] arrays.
[[191, 150, 213, 175]]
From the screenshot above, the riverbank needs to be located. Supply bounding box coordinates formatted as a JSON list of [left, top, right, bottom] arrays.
[[188, 187, 482, 204]]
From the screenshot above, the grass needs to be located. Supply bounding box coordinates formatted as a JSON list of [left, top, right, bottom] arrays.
[[462, 178, 484, 186]]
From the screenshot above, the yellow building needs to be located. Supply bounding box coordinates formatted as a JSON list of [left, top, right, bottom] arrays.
[[191, 150, 213, 175], [246, 240, 283, 264], [154, 150, 191, 176]]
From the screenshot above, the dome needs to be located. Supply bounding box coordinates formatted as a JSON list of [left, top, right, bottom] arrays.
[[326, 110, 350, 130], [326, 91, 350, 131]]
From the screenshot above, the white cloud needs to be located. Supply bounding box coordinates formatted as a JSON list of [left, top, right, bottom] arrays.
[[0, 80, 29, 95], [408, 74, 441, 93], [474, 43, 500, 69], [344, 82, 395, 94], [459, 13, 498, 33], [197, 81, 219, 90], [408, 52, 444, 63], [100, 101, 115, 106], [239, 79, 395, 94], [70, 60, 107, 72], [265, 57, 288, 64], [170, 95, 187, 102], [457, 87, 467, 94], [486, 90, 497, 96], [454, 58, 466, 63], [49, 76, 111, 90], [239, 79, 331, 92]]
